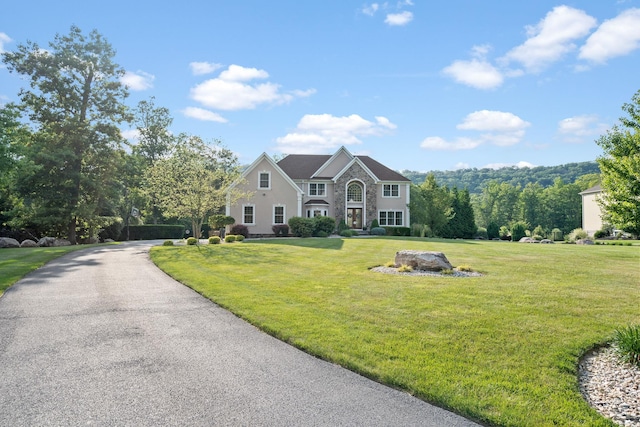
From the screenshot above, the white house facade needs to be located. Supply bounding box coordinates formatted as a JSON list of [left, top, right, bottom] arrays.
[[580, 184, 604, 235], [227, 147, 411, 236]]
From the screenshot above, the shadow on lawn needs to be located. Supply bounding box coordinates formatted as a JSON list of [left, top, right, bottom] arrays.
[[249, 237, 345, 250]]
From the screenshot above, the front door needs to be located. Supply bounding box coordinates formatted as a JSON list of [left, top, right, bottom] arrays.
[[347, 208, 363, 229]]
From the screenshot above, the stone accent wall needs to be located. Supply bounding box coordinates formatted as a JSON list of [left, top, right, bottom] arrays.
[[333, 162, 377, 227]]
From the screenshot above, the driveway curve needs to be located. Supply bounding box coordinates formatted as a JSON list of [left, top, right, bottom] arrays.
[[0, 241, 480, 426]]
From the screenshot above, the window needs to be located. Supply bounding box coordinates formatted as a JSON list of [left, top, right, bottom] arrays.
[[309, 183, 326, 196], [258, 172, 270, 189], [273, 206, 285, 224], [383, 184, 399, 197], [347, 183, 363, 202], [243, 205, 255, 225], [379, 210, 403, 226]]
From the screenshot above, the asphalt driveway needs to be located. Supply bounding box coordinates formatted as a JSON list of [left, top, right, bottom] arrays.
[[0, 241, 480, 426]]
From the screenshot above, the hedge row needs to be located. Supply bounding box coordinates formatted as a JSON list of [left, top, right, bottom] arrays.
[[118, 225, 185, 240]]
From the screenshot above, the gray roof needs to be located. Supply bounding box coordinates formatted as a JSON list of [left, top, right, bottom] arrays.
[[277, 154, 409, 182], [579, 183, 602, 195]]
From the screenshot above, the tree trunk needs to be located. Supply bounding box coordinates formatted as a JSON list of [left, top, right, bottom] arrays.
[[68, 216, 77, 245]]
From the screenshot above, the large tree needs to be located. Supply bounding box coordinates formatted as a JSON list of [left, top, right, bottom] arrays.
[[145, 134, 244, 240], [409, 174, 452, 237], [596, 90, 640, 236], [2, 26, 130, 243]]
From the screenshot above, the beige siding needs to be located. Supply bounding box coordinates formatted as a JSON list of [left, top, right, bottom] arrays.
[[582, 192, 603, 236], [376, 182, 410, 226], [316, 150, 351, 177]]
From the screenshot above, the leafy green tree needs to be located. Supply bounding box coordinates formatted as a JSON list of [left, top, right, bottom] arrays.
[[409, 174, 452, 237], [145, 134, 245, 240], [2, 26, 130, 243], [475, 180, 521, 228], [520, 183, 544, 230], [444, 187, 476, 238], [541, 178, 582, 234], [596, 89, 640, 236]]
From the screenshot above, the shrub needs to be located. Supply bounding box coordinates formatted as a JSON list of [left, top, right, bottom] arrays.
[[208, 236, 221, 244], [288, 217, 314, 237], [119, 224, 185, 241], [441, 269, 454, 275], [313, 216, 336, 236], [340, 229, 356, 237], [533, 225, 546, 239], [487, 222, 500, 240], [457, 264, 473, 272], [162, 240, 174, 246], [99, 218, 124, 241], [532, 235, 544, 241], [370, 227, 387, 236], [384, 261, 396, 268], [398, 264, 413, 272], [612, 324, 640, 367], [475, 227, 488, 239], [230, 224, 249, 238], [315, 231, 329, 238], [186, 237, 198, 245], [225, 235, 236, 243], [272, 224, 289, 237], [567, 228, 588, 243], [383, 227, 411, 236], [499, 226, 511, 240], [337, 220, 350, 233], [209, 215, 235, 229], [411, 223, 431, 237], [510, 222, 527, 242], [370, 219, 380, 229], [594, 229, 608, 239], [551, 228, 563, 241], [235, 234, 245, 242]]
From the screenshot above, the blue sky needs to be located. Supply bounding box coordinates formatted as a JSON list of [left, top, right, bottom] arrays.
[[1, 1, 639, 172]]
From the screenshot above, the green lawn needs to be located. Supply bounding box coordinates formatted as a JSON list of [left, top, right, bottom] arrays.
[[0, 245, 99, 296], [151, 237, 639, 426]]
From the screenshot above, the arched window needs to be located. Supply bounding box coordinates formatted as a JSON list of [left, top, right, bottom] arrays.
[[347, 183, 363, 202]]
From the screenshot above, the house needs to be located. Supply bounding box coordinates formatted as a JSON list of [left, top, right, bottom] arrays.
[[579, 184, 603, 235], [226, 146, 411, 236]]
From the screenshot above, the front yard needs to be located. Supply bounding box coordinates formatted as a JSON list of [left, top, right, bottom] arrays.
[[150, 237, 639, 426]]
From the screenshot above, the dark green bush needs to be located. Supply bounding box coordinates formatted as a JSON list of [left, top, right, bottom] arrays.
[[370, 219, 380, 229], [225, 235, 236, 243], [383, 227, 411, 236], [186, 237, 198, 245], [162, 240, 174, 246], [487, 222, 500, 240], [551, 228, 563, 241], [288, 217, 314, 237], [272, 224, 289, 237], [340, 229, 356, 237], [594, 229, 608, 239], [475, 227, 488, 239], [337, 220, 350, 233], [370, 227, 386, 236], [235, 234, 245, 242], [230, 224, 249, 238], [510, 222, 527, 242], [613, 324, 640, 367], [99, 218, 124, 241], [313, 216, 336, 236], [315, 231, 329, 238], [119, 224, 185, 241]]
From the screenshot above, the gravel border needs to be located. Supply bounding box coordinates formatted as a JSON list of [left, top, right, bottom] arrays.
[[370, 266, 482, 277], [579, 346, 640, 426]]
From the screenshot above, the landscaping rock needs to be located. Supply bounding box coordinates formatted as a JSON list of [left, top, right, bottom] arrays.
[[38, 237, 56, 247], [20, 239, 38, 248], [519, 237, 539, 243], [576, 239, 595, 245], [395, 250, 453, 271], [540, 239, 555, 244], [0, 237, 20, 248], [53, 239, 71, 247]]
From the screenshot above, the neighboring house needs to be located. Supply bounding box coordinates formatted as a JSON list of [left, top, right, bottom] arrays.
[[226, 146, 411, 236], [579, 184, 603, 235]]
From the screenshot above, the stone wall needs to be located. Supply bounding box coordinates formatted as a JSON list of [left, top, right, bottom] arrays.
[[333, 162, 377, 227]]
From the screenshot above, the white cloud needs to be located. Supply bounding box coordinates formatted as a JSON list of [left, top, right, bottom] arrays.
[[420, 136, 482, 151], [442, 58, 504, 90], [120, 70, 155, 91], [421, 110, 530, 151], [189, 61, 223, 76], [275, 114, 396, 153], [385, 11, 413, 26], [502, 6, 597, 72], [579, 8, 640, 63], [557, 114, 607, 142], [452, 162, 470, 170], [0, 32, 11, 53], [362, 3, 379, 16], [182, 107, 228, 123], [190, 64, 314, 111]]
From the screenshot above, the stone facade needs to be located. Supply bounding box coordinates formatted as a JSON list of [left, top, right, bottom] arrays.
[[333, 162, 377, 227]]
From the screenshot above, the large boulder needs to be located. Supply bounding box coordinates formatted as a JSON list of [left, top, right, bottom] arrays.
[[395, 250, 453, 271], [0, 237, 20, 248], [53, 239, 71, 247], [20, 239, 38, 248], [38, 237, 56, 247], [576, 239, 594, 245]]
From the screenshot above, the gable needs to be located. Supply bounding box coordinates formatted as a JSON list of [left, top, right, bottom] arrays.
[[231, 153, 302, 194]]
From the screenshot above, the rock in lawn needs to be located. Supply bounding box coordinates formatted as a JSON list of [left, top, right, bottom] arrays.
[[395, 250, 453, 271]]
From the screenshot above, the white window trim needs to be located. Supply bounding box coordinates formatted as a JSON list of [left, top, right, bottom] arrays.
[[258, 171, 271, 190], [379, 210, 404, 226], [243, 204, 256, 225], [382, 184, 400, 198], [309, 182, 326, 197], [273, 205, 286, 225]]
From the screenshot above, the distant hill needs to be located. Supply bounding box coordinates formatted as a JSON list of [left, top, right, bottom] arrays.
[[401, 161, 600, 194]]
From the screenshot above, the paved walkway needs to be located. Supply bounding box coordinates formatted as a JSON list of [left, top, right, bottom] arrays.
[[0, 241, 480, 426]]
